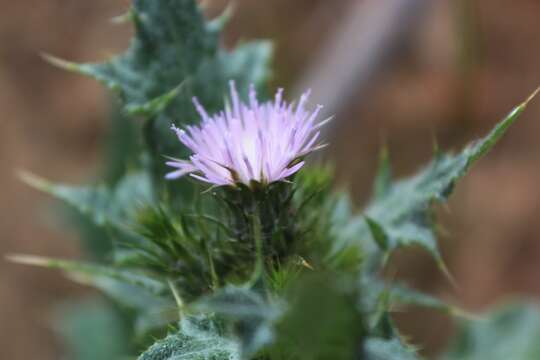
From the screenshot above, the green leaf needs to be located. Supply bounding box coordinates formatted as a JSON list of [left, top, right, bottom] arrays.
[[363, 338, 420, 360], [294, 167, 364, 271], [45, 0, 272, 205], [441, 303, 540, 360], [46, 0, 217, 115], [8, 255, 167, 304], [270, 272, 366, 360], [373, 146, 392, 200], [387, 283, 466, 316], [9, 254, 176, 337], [20, 171, 154, 228], [193, 285, 282, 357], [138, 315, 239, 360], [46, 0, 271, 147], [53, 298, 132, 360], [20, 170, 156, 266], [332, 90, 537, 272], [365, 217, 389, 251], [214, 41, 273, 92], [360, 275, 469, 320], [102, 103, 141, 186], [64, 105, 140, 259]]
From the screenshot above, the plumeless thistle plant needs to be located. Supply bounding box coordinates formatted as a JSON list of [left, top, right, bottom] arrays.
[[11, 1, 540, 359]]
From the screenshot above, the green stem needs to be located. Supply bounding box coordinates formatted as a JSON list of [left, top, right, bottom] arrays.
[[247, 210, 264, 288]]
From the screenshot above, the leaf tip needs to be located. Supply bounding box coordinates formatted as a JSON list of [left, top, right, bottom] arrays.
[[436, 256, 458, 289], [206, 1, 236, 33], [450, 307, 481, 321], [40, 53, 82, 73], [525, 85, 540, 105], [110, 8, 135, 24], [17, 170, 51, 192], [6, 254, 51, 267]]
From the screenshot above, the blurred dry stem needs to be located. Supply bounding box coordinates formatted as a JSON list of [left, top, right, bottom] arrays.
[[295, 0, 432, 123]]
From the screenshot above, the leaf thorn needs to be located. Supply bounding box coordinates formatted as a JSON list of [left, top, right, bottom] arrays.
[[40, 53, 82, 73]]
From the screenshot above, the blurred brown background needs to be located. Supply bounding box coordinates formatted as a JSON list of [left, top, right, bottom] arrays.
[[1, 0, 539, 358]]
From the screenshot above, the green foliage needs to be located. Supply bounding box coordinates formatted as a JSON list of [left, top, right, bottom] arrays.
[[47, 1, 270, 119], [53, 299, 132, 360], [138, 315, 239, 360], [18, 0, 540, 359], [332, 95, 533, 274], [9, 254, 175, 338], [265, 272, 422, 360], [20, 170, 154, 228], [193, 285, 282, 357], [358, 275, 468, 318], [270, 273, 366, 360], [292, 167, 364, 271], [46, 0, 271, 205], [363, 338, 419, 360], [441, 303, 540, 360]]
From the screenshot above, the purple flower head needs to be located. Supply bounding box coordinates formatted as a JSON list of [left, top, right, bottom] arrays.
[[165, 81, 328, 187]]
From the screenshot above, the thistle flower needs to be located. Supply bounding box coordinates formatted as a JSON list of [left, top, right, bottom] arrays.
[[166, 81, 328, 187]]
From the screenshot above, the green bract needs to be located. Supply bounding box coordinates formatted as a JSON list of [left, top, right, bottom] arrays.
[[14, 1, 540, 359]]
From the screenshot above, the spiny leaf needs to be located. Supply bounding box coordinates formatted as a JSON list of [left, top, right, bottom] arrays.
[[193, 286, 282, 357], [45, 0, 272, 133], [48, 0, 217, 115], [357, 274, 468, 349], [20, 171, 154, 228], [363, 338, 420, 360], [332, 88, 538, 273], [9, 254, 176, 337], [193, 286, 279, 321], [45, 0, 272, 205], [138, 315, 239, 360], [8, 254, 167, 306], [270, 272, 366, 360], [292, 171, 364, 271], [441, 303, 540, 360], [387, 283, 470, 318]]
